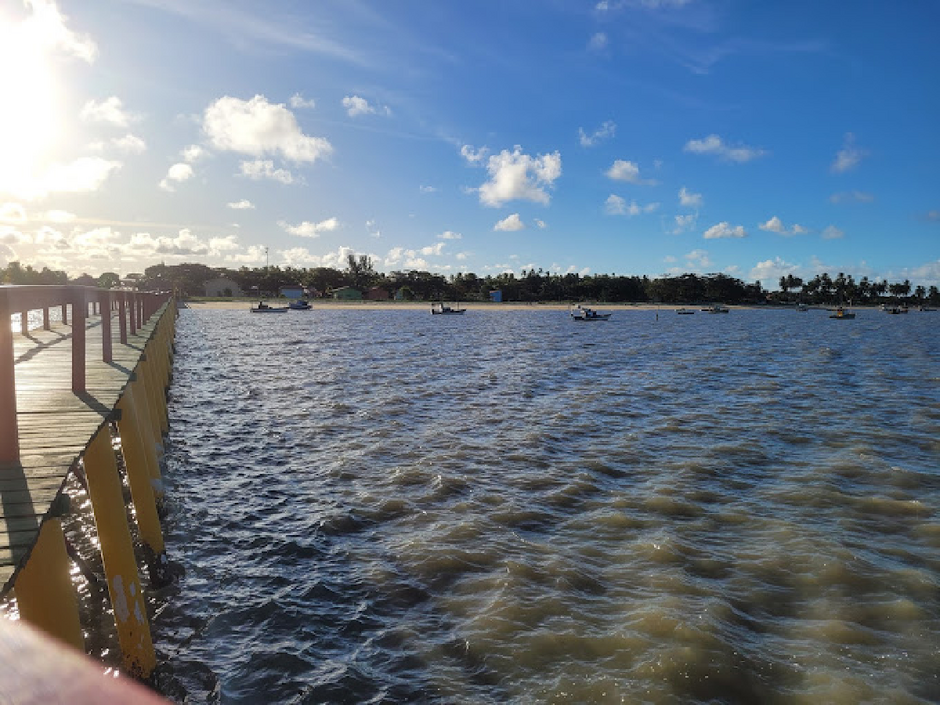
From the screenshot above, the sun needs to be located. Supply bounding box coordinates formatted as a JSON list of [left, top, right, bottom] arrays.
[[0, 13, 63, 199]]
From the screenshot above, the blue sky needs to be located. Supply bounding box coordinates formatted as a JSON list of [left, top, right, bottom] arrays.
[[0, 0, 937, 288]]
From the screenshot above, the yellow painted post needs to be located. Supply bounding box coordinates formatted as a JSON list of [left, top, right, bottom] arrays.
[[145, 345, 169, 435], [116, 388, 164, 555], [14, 518, 84, 651], [83, 427, 156, 679], [139, 356, 165, 442], [128, 376, 164, 505]]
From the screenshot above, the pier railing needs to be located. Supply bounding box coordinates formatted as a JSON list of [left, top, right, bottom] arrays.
[[0, 284, 174, 681]]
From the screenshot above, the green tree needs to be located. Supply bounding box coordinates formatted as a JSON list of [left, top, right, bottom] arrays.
[[97, 272, 121, 289]]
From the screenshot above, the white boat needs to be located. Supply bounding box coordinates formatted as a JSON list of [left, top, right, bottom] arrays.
[[431, 302, 466, 315], [796, 303, 809, 312], [288, 299, 312, 310], [250, 301, 289, 313], [570, 304, 611, 321], [702, 304, 730, 313], [676, 308, 695, 315]]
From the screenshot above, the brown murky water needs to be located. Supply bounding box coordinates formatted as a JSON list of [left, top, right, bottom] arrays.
[[151, 307, 938, 703]]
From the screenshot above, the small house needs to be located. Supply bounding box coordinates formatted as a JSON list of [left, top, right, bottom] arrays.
[[204, 277, 244, 297], [489, 289, 503, 303], [365, 287, 390, 301], [332, 286, 362, 301], [280, 285, 305, 300]]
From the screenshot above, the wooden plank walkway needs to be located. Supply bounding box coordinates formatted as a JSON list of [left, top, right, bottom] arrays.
[[0, 310, 159, 593]]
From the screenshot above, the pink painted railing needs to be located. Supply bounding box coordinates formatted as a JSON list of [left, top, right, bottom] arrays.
[[0, 286, 171, 464]]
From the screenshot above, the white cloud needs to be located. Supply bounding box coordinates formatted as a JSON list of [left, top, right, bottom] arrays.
[[822, 225, 844, 240], [159, 163, 194, 192], [829, 190, 874, 204], [204, 94, 332, 163], [494, 213, 525, 231], [605, 159, 656, 184], [279, 217, 339, 238], [419, 185, 438, 193], [405, 256, 429, 269], [588, 32, 608, 51], [579, 120, 616, 147], [703, 221, 747, 239], [831, 133, 867, 173], [0, 203, 27, 224], [182, 145, 206, 163], [90, 133, 146, 155], [479, 146, 562, 207], [925, 210, 940, 222], [759, 216, 785, 234], [684, 134, 765, 163], [227, 199, 255, 210], [749, 256, 798, 286], [342, 95, 391, 117], [534, 219, 547, 229], [6, 157, 121, 200], [606, 195, 658, 216], [439, 230, 462, 240], [42, 209, 75, 223], [460, 144, 489, 165], [758, 216, 808, 236], [365, 219, 381, 238], [239, 159, 294, 184], [420, 242, 445, 256], [605, 194, 627, 215], [19, 0, 97, 63], [685, 249, 712, 268], [289, 93, 316, 109], [678, 187, 702, 208], [672, 213, 697, 234], [80, 96, 137, 127]]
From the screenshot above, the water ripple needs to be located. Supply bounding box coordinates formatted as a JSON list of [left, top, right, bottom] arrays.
[[152, 308, 940, 703]]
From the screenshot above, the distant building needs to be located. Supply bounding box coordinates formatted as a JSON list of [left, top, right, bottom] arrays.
[[489, 289, 503, 303], [280, 285, 304, 299], [204, 277, 244, 297], [332, 286, 362, 300], [365, 287, 390, 301]]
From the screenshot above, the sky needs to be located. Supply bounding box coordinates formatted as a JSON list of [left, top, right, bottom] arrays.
[[0, 0, 938, 289]]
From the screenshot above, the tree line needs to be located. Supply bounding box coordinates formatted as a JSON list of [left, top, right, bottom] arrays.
[[1, 257, 937, 306]]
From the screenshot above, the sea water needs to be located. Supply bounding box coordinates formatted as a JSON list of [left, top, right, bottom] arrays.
[[151, 307, 939, 703]]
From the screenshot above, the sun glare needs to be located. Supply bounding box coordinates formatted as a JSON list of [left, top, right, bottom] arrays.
[[0, 14, 63, 197]]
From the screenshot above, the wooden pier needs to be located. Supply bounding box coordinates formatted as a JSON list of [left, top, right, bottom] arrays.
[[0, 285, 175, 681]]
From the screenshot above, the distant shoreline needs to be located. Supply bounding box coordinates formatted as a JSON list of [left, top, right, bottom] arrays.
[[179, 299, 868, 312]]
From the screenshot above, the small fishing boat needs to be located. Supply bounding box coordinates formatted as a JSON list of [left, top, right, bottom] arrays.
[[702, 304, 730, 313], [675, 308, 695, 315], [796, 303, 809, 312], [570, 304, 611, 321], [881, 304, 908, 314], [250, 301, 289, 313], [829, 306, 855, 319], [288, 299, 312, 310], [431, 302, 466, 315]]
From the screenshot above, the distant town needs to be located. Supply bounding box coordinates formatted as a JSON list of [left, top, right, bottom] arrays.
[[2, 257, 937, 307]]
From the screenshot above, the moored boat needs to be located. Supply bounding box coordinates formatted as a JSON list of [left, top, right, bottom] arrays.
[[250, 301, 289, 313], [569, 304, 611, 321], [702, 304, 730, 313], [676, 308, 695, 315], [829, 306, 855, 319], [288, 299, 312, 310], [432, 302, 466, 315]]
